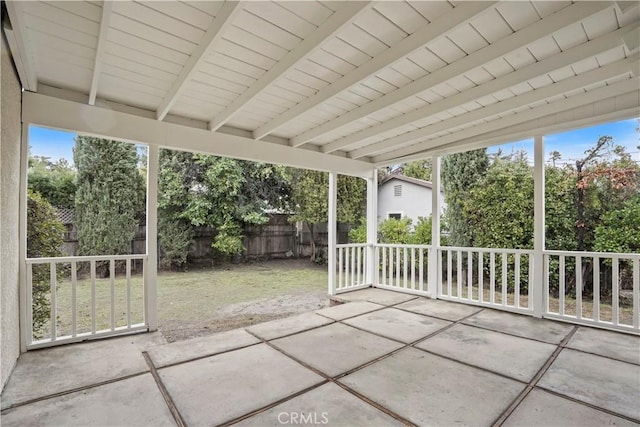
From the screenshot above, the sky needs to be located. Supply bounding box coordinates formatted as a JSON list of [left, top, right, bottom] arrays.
[[29, 118, 639, 166], [488, 118, 639, 165]]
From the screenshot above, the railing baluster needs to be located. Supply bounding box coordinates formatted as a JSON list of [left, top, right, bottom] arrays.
[[559, 255, 565, 316], [576, 256, 582, 320], [528, 255, 534, 310], [351, 247, 356, 287], [91, 260, 96, 334], [381, 247, 386, 286], [396, 247, 401, 288], [403, 248, 408, 289], [515, 254, 520, 308], [50, 262, 57, 341], [362, 246, 367, 285], [490, 252, 495, 304], [71, 261, 77, 337], [436, 249, 441, 296], [419, 249, 424, 292], [633, 258, 639, 329], [126, 259, 132, 328], [593, 256, 599, 322], [467, 251, 473, 300], [447, 250, 452, 297], [26, 264, 33, 344], [389, 247, 394, 287], [345, 248, 350, 288], [356, 246, 361, 286], [544, 253, 549, 313], [110, 260, 116, 331], [478, 252, 483, 303], [457, 250, 462, 299], [501, 253, 507, 306], [612, 257, 619, 326], [338, 248, 343, 289], [411, 248, 415, 290]]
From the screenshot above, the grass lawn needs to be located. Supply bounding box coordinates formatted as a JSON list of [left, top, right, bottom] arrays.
[[44, 259, 328, 342]]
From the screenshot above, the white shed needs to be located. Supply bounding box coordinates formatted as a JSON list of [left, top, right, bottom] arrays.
[[378, 175, 445, 225]]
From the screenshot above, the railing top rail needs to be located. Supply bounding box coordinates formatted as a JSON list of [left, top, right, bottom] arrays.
[[336, 243, 371, 248], [376, 243, 432, 249], [438, 246, 534, 255], [544, 250, 640, 259], [26, 254, 148, 264]]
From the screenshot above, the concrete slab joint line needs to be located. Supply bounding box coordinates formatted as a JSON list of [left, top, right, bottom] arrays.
[[241, 329, 417, 427], [491, 326, 580, 426], [142, 352, 186, 427]]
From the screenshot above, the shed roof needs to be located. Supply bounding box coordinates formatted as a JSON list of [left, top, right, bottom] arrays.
[[4, 1, 639, 172]]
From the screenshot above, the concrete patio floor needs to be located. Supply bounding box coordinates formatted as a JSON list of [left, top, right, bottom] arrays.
[[1, 288, 639, 426]]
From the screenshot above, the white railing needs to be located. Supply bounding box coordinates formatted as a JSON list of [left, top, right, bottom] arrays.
[[377, 244, 431, 296], [438, 247, 534, 314], [544, 250, 639, 334], [25, 254, 149, 349], [336, 244, 369, 293]]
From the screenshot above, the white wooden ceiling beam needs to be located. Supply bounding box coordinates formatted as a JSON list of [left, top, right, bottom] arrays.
[[372, 77, 639, 163], [323, 22, 638, 154], [207, 1, 371, 132], [251, 1, 498, 140], [622, 26, 640, 53], [293, 1, 612, 148], [4, 1, 38, 91], [156, 1, 243, 121], [375, 101, 640, 167], [88, 1, 113, 106], [352, 54, 638, 159], [23, 91, 374, 177]]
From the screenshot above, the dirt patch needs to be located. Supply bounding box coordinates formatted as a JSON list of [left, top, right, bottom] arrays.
[[156, 259, 329, 342], [160, 291, 329, 342]]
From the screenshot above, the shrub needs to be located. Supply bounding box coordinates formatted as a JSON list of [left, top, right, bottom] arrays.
[[27, 190, 65, 334]]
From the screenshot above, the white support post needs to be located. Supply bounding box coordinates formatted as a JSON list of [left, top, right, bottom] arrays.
[[366, 169, 378, 287], [19, 123, 30, 352], [145, 145, 159, 330], [428, 156, 441, 298], [328, 172, 338, 296], [533, 136, 546, 317]]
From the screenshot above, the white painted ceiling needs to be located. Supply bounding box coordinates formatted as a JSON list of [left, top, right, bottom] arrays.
[[4, 1, 640, 167]]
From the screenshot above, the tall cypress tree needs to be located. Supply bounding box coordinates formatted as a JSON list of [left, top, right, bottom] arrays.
[[441, 148, 489, 247], [74, 136, 144, 256]]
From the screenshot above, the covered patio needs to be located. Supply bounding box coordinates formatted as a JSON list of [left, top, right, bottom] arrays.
[[2, 288, 639, 426], [1, 0, 640, 424]]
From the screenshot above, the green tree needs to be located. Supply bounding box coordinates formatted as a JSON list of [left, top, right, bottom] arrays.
[[465, 158, 534, 249], [545, 165, 578, 251], [441, 149, 489, 247], [74, 136, 145, 257], [28, 156, 77, 208], [27, 190, 65, 334], [157, 150, 292, 267], [289, 170, 365, 261], [594, 194, 640, 253], [402, 160, 432, 181]]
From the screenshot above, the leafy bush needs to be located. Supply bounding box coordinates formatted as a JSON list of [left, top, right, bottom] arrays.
[[594, 194, 640, 254], [158, 217, 194, 270], [411, 216, 432, 245], [379, 217, 412, 244], [27, 190, 65, 334], [348, 219, 367, 243]]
